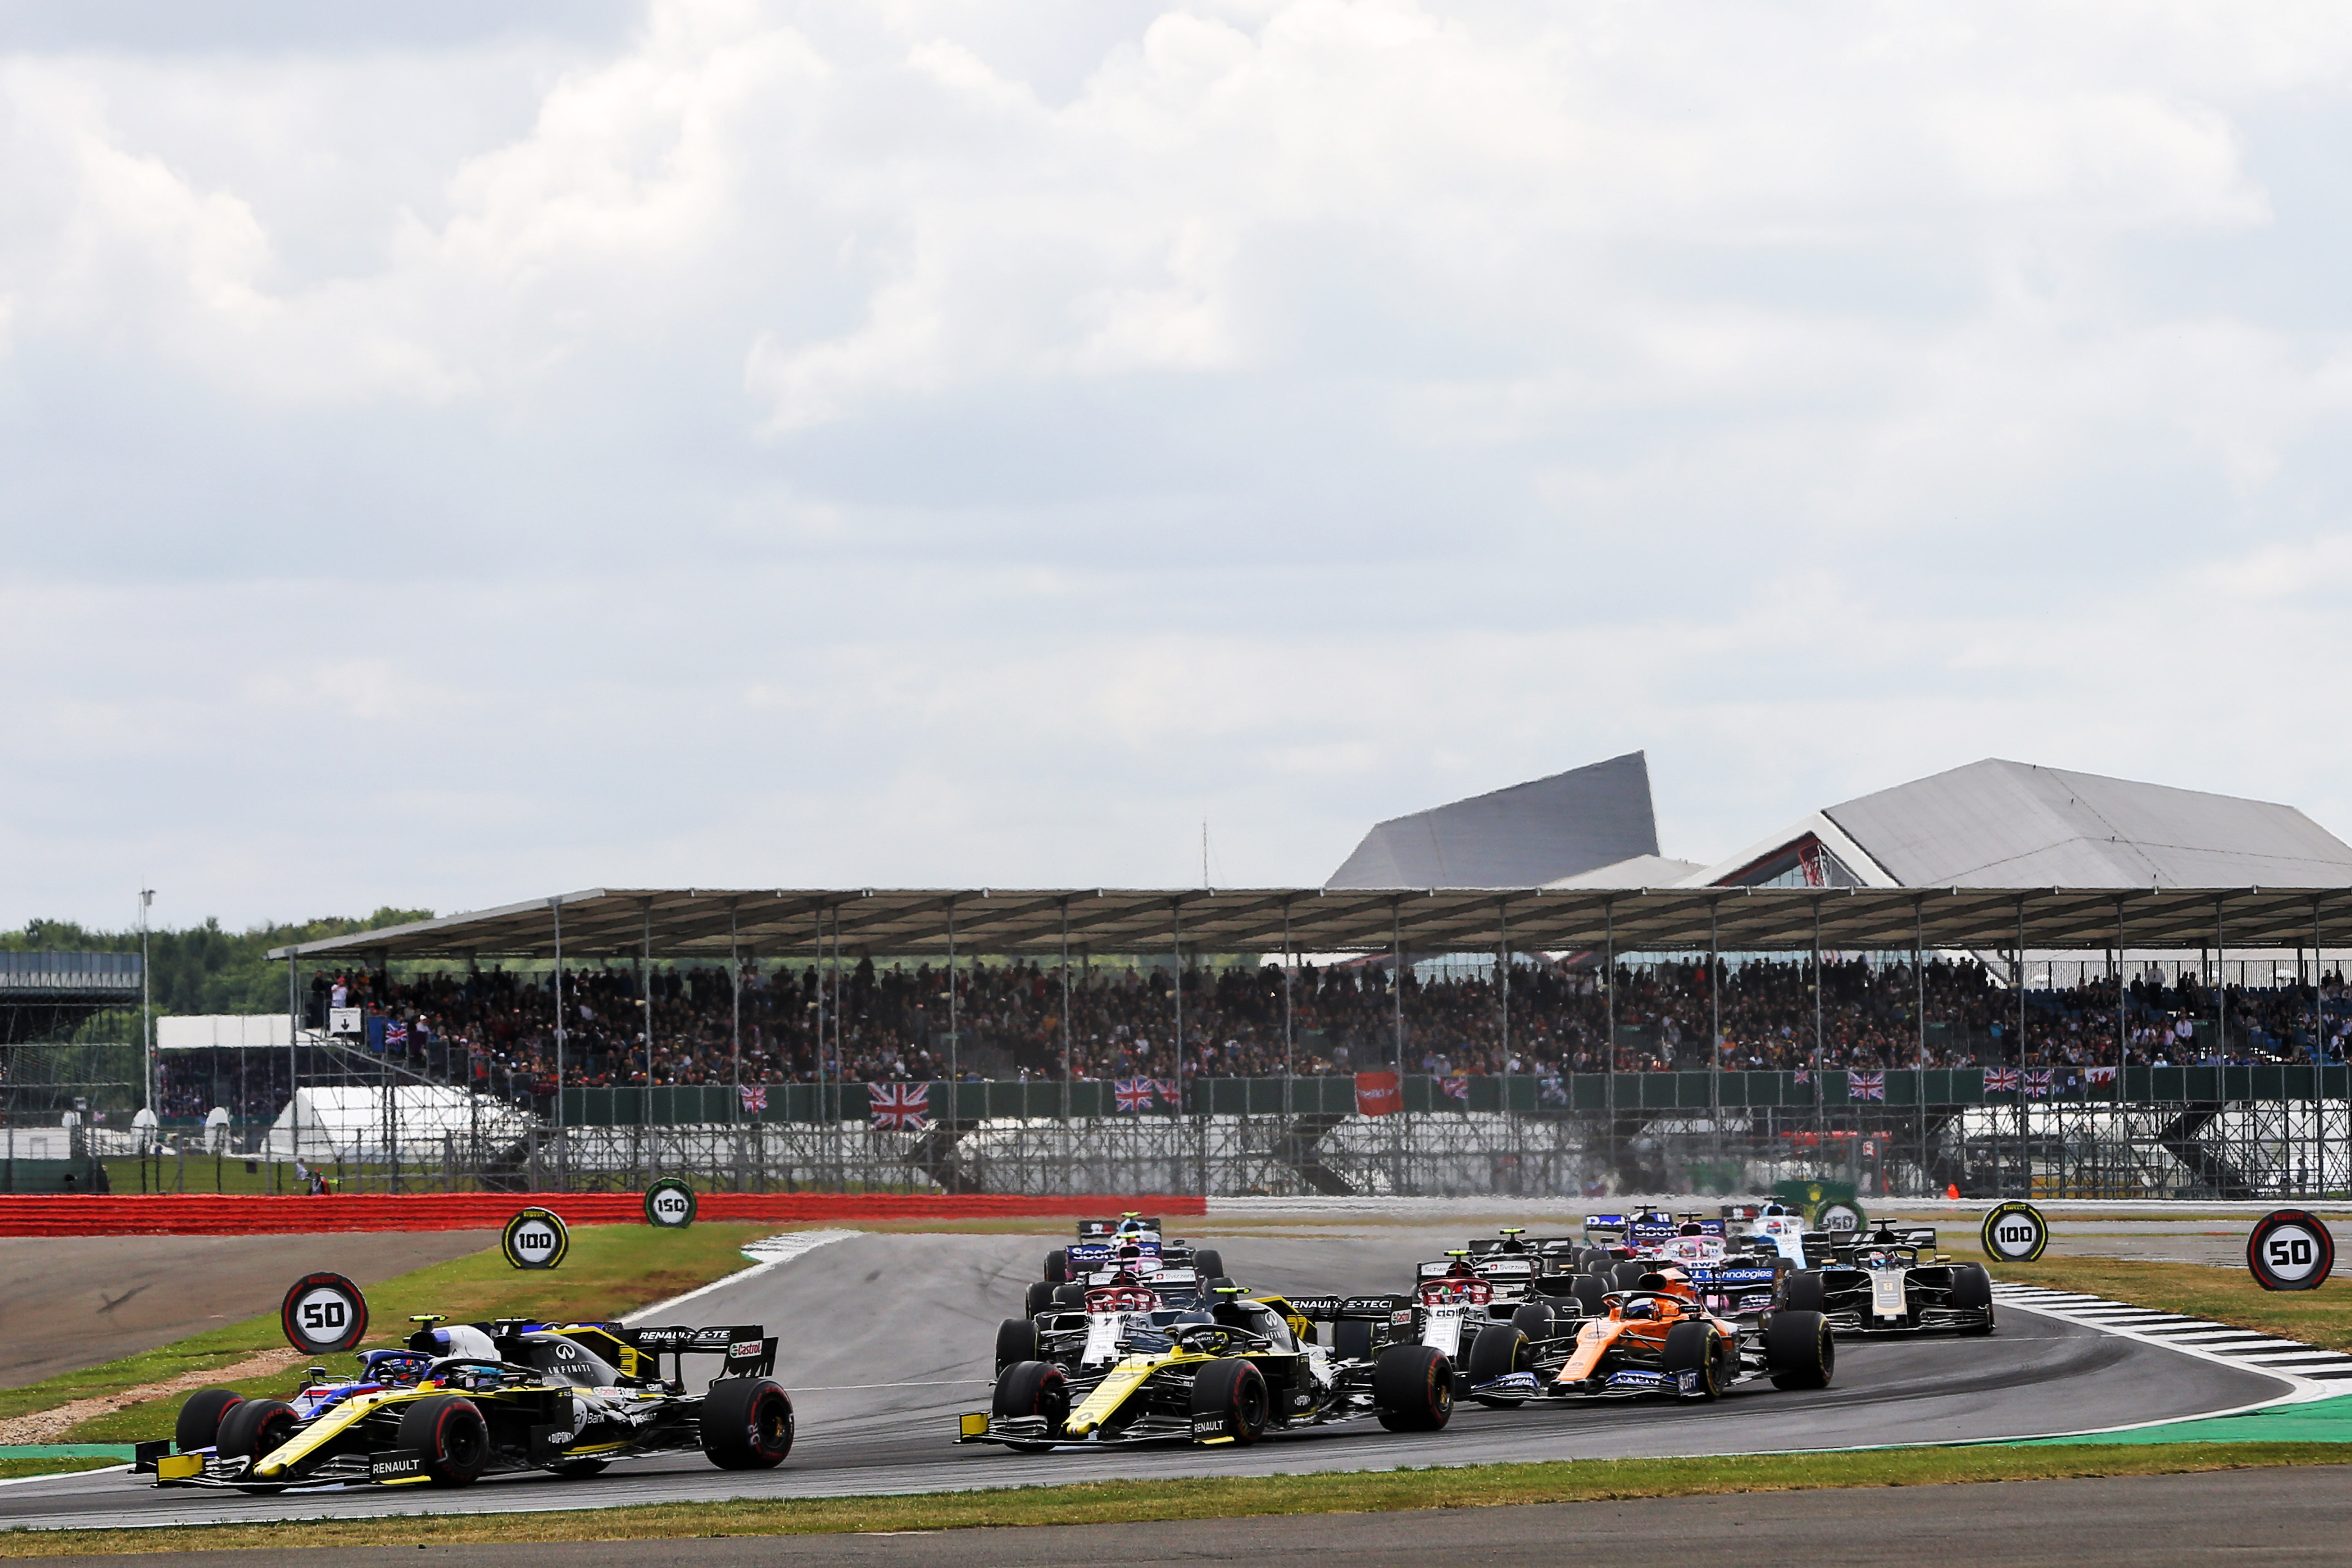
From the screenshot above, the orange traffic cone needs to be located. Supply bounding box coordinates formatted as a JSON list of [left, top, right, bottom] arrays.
[[1945, 1182, 1960, 1199]]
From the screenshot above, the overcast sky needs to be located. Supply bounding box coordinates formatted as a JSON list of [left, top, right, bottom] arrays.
[[5, 0, 2351, 931]]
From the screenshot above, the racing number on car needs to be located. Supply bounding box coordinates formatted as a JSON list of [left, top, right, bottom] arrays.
[[1980, 1201, 2048, 1263], [2248, 1210, 2334, 1291]]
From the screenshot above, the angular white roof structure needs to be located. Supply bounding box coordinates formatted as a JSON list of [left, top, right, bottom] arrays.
[[1681, 759, 2352, 891], [1326, 752, 1664, 889]]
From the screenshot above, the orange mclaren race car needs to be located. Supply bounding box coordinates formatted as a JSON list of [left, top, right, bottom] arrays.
[[1459, 1263, 1833, 1404]]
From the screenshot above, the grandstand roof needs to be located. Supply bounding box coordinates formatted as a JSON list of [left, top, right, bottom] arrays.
[[1826, 759, 2352, 888], [1326, 752, 1662, 888], [1678, 760, 2352, 892], [267, 882, 2352, 964]]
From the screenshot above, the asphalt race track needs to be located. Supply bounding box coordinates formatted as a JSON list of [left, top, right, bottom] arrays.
[[0, 1225, 2293, 1532]]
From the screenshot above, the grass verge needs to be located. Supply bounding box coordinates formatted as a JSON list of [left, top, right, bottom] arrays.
[[0, 1223, 793, 1444], [5, 1444, 2347, 1554], [0, 1459, 118, 1483], [1947, 1244, 2352, 1352]]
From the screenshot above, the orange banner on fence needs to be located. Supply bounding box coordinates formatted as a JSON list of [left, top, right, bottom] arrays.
[[0, 1191, 1207, 1237], [1354, 1071, 1402, 1117]]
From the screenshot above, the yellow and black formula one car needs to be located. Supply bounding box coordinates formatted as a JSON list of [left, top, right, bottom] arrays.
[[151, 1314, 792, 1491], [961, 1286, 1452, 1450]]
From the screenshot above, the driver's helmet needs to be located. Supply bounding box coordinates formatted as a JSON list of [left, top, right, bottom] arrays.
[[1117, 1213, 1148, 1234], [1866, 1250, 1892, 1268], [1622, 1298, 1659, 1320], [359, 1348, 433, 1387], [1446, 1257, 1479, 1278], [1872, 1225, 1899, 1244], [1679, 1222, 1704, 1236], [1762, 1203, 1787, 1216]]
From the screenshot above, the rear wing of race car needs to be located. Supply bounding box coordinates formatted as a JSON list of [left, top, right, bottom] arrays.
[[1416, 1255, 1537, 1286], [1284, 1293, 1412, 1322], [1077, 1216, 1163, 1237], [1467, 1235, 1580, 1255], [625, 1323, 777, 1382]]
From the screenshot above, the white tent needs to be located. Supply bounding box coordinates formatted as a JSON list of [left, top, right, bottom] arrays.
[[263, 1086, 537, 1164]]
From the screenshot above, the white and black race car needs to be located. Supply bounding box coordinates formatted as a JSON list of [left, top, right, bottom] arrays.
[[1782, 1226, 1994, 1336]]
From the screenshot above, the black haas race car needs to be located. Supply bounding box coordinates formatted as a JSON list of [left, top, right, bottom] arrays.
[[155, 1313, 792, 1491], [1782, 1225, 1995, 1336]]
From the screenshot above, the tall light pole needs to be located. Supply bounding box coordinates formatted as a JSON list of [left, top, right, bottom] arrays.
[[139, 888, 155, 1119]]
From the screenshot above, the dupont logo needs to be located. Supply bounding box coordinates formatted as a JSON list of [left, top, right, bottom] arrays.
[[545, 1429, 575, 1444]]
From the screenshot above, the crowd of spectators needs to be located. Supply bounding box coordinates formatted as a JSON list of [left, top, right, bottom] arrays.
[[151, 953, 2352, 1119]]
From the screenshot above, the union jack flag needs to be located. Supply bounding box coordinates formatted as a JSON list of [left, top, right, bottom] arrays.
[[1793, 1068, 1811, 1084], [1985, 1068, 2021, 1093], [383, 1019, 408, 1049], [870, 1081, 929, 1130], [1156, 1077, 1181, 1108], [1849, 1070, 1886, 1101], [739, 1083, 767, 1113], [2024, 1069, 2053, 1098], [1441, 1073, 1470, 1101], [1114, 1078, 1152, 1113]]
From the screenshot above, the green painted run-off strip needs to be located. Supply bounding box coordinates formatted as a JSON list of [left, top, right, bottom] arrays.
[[2027, 1394, 2352, 1446]]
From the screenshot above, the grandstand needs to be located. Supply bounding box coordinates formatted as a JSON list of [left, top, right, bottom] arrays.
[[119, 755, 2352, 1201]]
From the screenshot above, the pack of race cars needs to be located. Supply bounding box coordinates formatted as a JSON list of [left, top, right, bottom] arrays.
[[141, 1205, 1995, 1490]]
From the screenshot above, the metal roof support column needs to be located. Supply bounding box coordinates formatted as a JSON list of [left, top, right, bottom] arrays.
[[1282, 898, 1295, 1120], [1172, 898, 1184, 1102], [1915, 897, 1927, 1198], [284, 943, 298, 1196], [947, 900, 959, 1099], [1709, 898, 1721, 1183], [728, 903, 740, 1115], [1812, 898, 1824, 1146], [2215, 897, 2227, 1063], [1499, 900, 1512, 1073], [1059, 897, 1072, 1125], [642, 901, 655, 1133], [551, 900, 565, 1135], [2015, 897, 2027, 1199], [1392, 900, 1405, 1073]]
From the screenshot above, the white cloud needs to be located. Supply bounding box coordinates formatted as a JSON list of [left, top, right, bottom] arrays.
[[3, 1, 2352, 926]]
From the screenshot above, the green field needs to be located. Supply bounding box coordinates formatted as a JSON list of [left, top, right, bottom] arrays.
[[1, 1222, 791, 1444]]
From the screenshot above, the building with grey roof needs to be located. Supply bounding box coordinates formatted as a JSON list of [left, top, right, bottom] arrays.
[[1325, 751, 1675, 889], [1678, 758, 2352, 891]]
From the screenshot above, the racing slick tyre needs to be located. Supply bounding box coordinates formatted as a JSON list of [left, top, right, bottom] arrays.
[[1766, 1309, 1835, 1390], [1950, 1263, 1995, 1333], [1567, 1274, 1607, 1315], [1373, 1343, 1455, 1431], [1466, 1324, 1531, 1407], [701, 1377, 796, 1469], [1052, 1282, 1088, 1308], [1333, 1318, 1377, 1364], [1509, 1302, 1558, 1342], [1783, 1270, 1828, 1313], [1611, 1259, 1647, 1290], [1044, 1248, 1068, 1284], [1024, 1281, 1057, 1318], [1191, 1249, 1225, 1281], [547, 1458, 610, 1479], [1188, 1357, 1270, 1444], [214, 1396, 298, 1468], [1580, 1250, 1612, 1277], [990, 1360, 1071, 1454], [175, 1388, 244, 1454], [997, 1317, 1043, 1373], [397, 1394, 491, 1487], [1661, 1322, 1720, 1401]]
